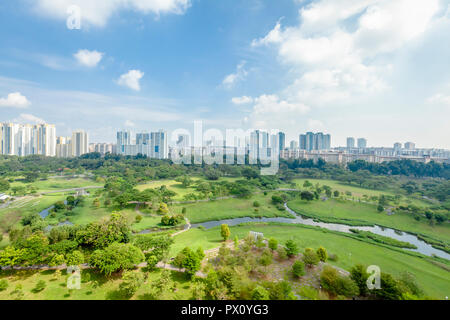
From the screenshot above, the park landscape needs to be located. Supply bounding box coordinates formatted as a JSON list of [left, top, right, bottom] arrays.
[[0, 154, 449, 300]]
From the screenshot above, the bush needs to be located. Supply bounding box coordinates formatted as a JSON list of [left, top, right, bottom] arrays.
[[253, 201, 260, 207], [292, 260, 305, 278], [285, 240, 299, 257], [277, 246, 287, 260], [135, 215, 143, 223], [316, 247, 328, 262], [320, 266, 359, 298], [252, 286, 270, 300], [33, 280, 46, 293], [302, 248, 319, 267], [268, 238, 278, 251], [0, 279, 8, 291]]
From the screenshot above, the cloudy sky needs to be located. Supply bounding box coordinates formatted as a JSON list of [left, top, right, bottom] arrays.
[[0, 0, 449, 148]]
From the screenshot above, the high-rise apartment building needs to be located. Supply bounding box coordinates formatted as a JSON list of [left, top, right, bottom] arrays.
[[136, 133, 150, 145], [117, 131, 131, 153], [347, 137, 355, 149], [0, 123, 56, 157], [357, 138, 367, 148], [404, 142, 416, 150], [150, 130, 168, 159], [290, 140, 299, 150], [299, 132, 331, 151], [278, 132, 286, 151], [72, 131, 89, 157]]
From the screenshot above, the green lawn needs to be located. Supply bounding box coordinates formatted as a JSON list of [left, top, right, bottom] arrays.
[[171, 192, 293, 224], [9, 177, 103, 193], [290, 178, 431, 208], [0, 268, 192, 300], [287, 198, 450, 245], [172, 223, 450, 299]]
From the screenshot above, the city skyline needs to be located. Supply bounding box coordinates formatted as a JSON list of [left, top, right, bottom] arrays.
[[0, 1, 449, 149]]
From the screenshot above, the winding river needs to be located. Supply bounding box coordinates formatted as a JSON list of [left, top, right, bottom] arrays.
[[191, 203, 450, 261]]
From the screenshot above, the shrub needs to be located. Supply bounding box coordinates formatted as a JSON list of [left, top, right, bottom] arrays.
[[33, 280, 47, 293], [302, 248, 319, 267], [316, 247, 328, 262], [0, 279, 8, 291], [253, 201, 260, 207], [292, 260, 305, 278], [268, 238, 278, 251], [320, 266, 359, 298], [285, 240, 299, 257], [328, 253, 338, 261], [252, 286, 270, 300], [135, 215, 143, 223]]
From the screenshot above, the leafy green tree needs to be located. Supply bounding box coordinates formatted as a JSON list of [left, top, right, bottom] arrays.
[[292, 260, 305, 278], [0, 179, 10, 192], [374, 273, 403, 300], [66, 250, 84, 266], [300, 191, 314, 201], [268, 238, 278, 251], [33, 280, 47, 293], [377, 204, 384, 213], [89, 243, 145, 275], [285, 240, 299, 257], [49, 254, 66, 267], [119, 271, 145, 298], [176, 247, 203, 277], [259, 249, 273, 267], [221, 224, 231, 241], [302, 248, 319, 267], [333, 190, 340, 197], [350, 264, 369, 296], [316, 247, 328, 262], [252, 286, 270, 300]]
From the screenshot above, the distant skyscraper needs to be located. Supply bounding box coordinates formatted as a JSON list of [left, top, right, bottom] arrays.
[[72, 130, 89, 157], [278, 132, 286, 151], [150, 130, 168, 159], [394, 142, 402, 150], [357, 138, 367, 148], [404, 142, 416, 150], [324, 134, 331, 150], [347, 137, 355, 149], [56, 136, 72, 158], [290, 140, 299, 150], [117, 131, 131, 153], [299, 134, 307, 150], [136, 133, 150, 145], [306, 132, 314, 151]]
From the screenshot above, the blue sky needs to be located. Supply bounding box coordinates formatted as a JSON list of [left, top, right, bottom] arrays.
[[0, 0, 449, 148]]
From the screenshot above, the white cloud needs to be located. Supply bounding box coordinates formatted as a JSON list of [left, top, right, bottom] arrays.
[[124, 120, 136, 127], [74, 49, 104, 67], [307, 119, 325, 131], [12, 113, 46, 124], [222, 61, 248, 89], [428, 93, 450, 106], [245, 94, 310, 129], [117, 70, 144, 91], [32, 0, 191, 27], [0, 92, 31, 108], [251, 0, 441, 107], [231, 96, 254, 105]]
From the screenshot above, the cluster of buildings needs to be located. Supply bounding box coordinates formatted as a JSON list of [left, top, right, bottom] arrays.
[[2, 122, 449, 164], [115, 130, 168, 159], [0, 122, 57, 156]]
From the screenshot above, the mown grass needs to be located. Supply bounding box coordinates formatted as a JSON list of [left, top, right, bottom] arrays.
[[171, 192, 293, 224], [0, 268, 192, 300], [9, 177, 103, 193], [287, 198, 450, 245], [171, 223, 450, 299]]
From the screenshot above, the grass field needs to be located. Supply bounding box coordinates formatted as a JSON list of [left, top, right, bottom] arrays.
[[9, 177, 103, 193], [0, 268, 191, 300], [171, 223, 450, 298], [135, 177, 239, 200], [287, 198, 450, 244], [290, 178, 430, 207], [171, 192, 293, 224]]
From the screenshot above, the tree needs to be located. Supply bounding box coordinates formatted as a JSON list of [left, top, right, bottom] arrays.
[[119, 271, 145, 298], [303, 180, 313, 188], [175, 247, 203, 278], [152, 270, 174, 298], [300, 191, 314, 201], [157, 203, 169, 215], [284, 240, 299, 257], [302, 248, 319, 267], [350, 264, 369, 296], [333, 190, 340, 197], [268, 238, 278, 251], [66, 250, 84, 266], [377, 204, 384, 213], [259, 249, 273, 267], [374, 273, 403, 300], [292, 260, 305, 278], [221, 224, 231, 241], [0, 279, 8, 291], [320, 265, 359, 298], [252, 286, 270, 300], [89, 243, 145, 275], [0, 179, 10, 192], [316, 247, 328, 262]]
